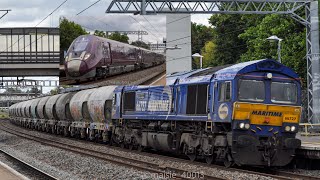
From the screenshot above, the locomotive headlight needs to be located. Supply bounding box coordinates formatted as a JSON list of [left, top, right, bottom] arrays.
[[239, 123, 245, 129], [266, 73, 272, 79], [244, 123, 250, 129], [291, 126, 296, 132], [285, 126, 291, 132], [83, 53, 91, 60]]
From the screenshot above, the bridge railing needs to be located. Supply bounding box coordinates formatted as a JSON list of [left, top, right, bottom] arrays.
[[0, 51, 60, 63]]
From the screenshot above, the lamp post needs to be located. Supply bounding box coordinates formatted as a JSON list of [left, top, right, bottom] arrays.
[[267, 35, 283, 63], [192, 53, 203, 69]]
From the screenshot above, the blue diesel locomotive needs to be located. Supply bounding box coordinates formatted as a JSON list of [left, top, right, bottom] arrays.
[[9, 59, 301, 167], [111, 59, 301, 167]]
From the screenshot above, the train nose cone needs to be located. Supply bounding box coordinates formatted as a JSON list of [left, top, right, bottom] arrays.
[[67, 60, 82, 77]]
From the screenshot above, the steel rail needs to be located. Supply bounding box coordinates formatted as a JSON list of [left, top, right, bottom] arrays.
[[2, 121, 318, 180], [0, 122, 223, 180], [0, 149, 58, 180]]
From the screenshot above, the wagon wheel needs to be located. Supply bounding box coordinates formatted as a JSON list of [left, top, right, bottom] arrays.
[[51, 126, 55, 134], [63, 127, 69, 137]]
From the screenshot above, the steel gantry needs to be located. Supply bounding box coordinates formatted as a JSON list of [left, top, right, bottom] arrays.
[[0, 10, 10, 20], [106, 0, 320, 123], [0, 79, 59, 107]]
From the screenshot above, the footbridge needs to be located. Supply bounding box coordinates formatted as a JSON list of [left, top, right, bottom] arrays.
[[0, 27, 60, 76]]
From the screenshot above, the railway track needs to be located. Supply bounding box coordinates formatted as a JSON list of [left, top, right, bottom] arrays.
[[60, 63, 165, 86], [0, 149, 57, 180], [0, 123, 320, 179], [0, 122, 221, 180], [1, 121, 318, 180]]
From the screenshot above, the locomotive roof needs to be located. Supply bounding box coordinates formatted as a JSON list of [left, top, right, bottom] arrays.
[[174, 59, 300, 85]]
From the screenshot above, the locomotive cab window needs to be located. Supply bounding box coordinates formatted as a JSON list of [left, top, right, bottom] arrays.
[[238, 79, 265, 102], [218, 81, 231, 102], [271, 82, 297, 104], [186, 84, 208, 115], [123, 91, 136, 112]]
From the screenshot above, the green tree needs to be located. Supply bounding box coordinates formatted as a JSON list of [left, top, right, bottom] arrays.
[[59, 17, 88, 51], [208, 14, 250, 65], [191, 23, 214, 69], [108, 32, 129, 43], [50, 87, 59, 95], [239, 14, 306, 86], [131, 41, 150, 49], [191, 22, 214, 54], [201, 41, 217, 68], [94, 30, 107, 38]]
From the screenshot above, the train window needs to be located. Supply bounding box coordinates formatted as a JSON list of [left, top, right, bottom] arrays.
[[218, 81, 231, 102], [123, 92, 136, 112], [74, 38, 89, 52], [102, 43, 110, 58], [238, 79, 264, 102], [186, 84, 208, 115], [271, 82, 297, 104]]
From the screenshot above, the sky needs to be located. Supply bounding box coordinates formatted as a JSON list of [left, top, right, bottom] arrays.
[[0, 0, 211, 93], [0, 0, 212, 43]]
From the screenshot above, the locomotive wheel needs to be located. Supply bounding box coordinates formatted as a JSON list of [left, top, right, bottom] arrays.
[[187, 154, 197, 162], [224, 154, 233, 168], [205, 155, 215, 164], [128, 144, 134, 150], [224, 160, 232, 168], [184, 144, 197, 161], [137, 145, 144, 152]]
